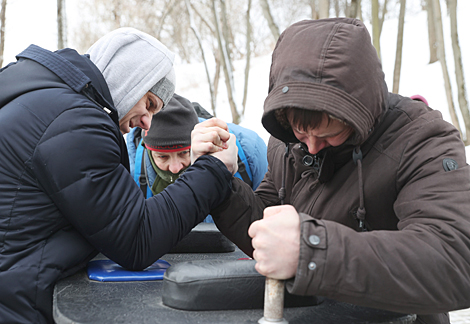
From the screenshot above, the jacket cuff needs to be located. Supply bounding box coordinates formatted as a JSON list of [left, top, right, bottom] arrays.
[[286, 213, 327, 295], [196, 155, 233, 188]]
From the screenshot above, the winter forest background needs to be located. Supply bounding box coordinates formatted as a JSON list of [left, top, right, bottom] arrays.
[[1, 0, 470, 321], [1, 0, 469, 162]]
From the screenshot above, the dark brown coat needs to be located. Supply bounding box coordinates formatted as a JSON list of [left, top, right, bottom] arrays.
[[212, 18, 470, 324]]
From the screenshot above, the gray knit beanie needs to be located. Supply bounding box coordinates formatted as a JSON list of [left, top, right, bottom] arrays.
[[149, 69, 176, 109], [142, 94, 199, 152], [86, 27, 176, 120]]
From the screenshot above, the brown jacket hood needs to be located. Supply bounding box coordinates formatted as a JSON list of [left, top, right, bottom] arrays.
[[262, 18, 388, 145]]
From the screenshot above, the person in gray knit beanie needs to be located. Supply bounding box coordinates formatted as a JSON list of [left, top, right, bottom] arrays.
[[87, 27, 176, 134], [142, 93, 199, 195]]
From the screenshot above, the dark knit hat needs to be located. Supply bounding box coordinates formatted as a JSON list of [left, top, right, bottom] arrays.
[[142, 93, 199, 152]]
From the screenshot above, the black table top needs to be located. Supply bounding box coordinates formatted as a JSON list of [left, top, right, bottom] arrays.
[[53, 249, 416, 324], [53, 224, 416, 324]]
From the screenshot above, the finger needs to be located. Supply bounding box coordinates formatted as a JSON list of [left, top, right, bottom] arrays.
[[248, 220, 260, 238], [192, 128, 230, 148], [193, 131, 228, 150], [263, 205, 286, 219], [196, 117, 229, 131]]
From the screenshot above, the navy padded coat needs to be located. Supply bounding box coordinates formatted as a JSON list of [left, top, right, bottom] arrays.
[[0, 45, 232, 323]]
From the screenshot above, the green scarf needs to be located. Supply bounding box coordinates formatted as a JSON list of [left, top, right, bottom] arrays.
[[147, 149, 189, 195]]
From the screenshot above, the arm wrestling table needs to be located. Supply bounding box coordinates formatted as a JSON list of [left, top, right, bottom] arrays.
[[53, 224, 416, 324]]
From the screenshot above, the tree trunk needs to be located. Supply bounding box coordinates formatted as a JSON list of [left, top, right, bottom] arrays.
[[378, 0, 388, 36], [242, 0, 252, 115], [318, 0, 329, 18], [310, 0, 318, 19], [190, 2, 215, 34], [212, 0, 240, 124], [432, 0, 461, 135], [57, 0, 67, 49], [392, 0, 406, 94], [448, 0, 469, 143], [424, 0, 438, 64], [0, 0, 7, 68], [334, 0, 340, 17], [184, 0, 216, 115], [348, 0, 359, 18], [371, 0, 381, 60], [213, 52, 221, 109], [259, 0, 280, 41]]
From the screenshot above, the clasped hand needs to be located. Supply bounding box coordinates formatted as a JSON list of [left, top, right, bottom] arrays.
[[248, 205, 300, 280], [190, 118, 238, 175]]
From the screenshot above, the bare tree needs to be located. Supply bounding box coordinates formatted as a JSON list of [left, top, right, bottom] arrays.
[[431, 0, 461, 135], [447, 0, 469, 143], [0, 0, 6, 68], [424, 0, 438, 64], [57, 0, 67, 49], [259, 0, 280, 41], [184, 0, 216, 115], [212, 0, 240, 124], [371, 0, 388, 61], [392, 0, 406, 93], [309, 0, 319, 19], [371, 0, 381, 60], [319, 0, 329, 18], [346, 0, 361, 18], [334, 0, 340, 17], [242, 0, 252, 114]]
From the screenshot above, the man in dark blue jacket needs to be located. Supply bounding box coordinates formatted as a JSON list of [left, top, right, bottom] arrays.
[[0, 27, 237, 323]]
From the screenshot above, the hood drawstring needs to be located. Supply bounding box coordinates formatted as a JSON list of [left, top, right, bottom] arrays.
[[353, 146, 367, 231], [279, 144, 289, 205]]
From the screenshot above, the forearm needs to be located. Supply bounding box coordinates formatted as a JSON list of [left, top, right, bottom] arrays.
[[211, 177, 266, 256]]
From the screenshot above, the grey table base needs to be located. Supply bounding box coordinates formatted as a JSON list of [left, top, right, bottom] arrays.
[[53, 251, 416, 324]]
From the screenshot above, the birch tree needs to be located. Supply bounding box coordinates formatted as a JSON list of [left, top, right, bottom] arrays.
[[212, 0, 240, 124], [184, 0, 217, 115], [392, 0, 406, 93], [448, 0, 469, 143], [371, 0, 388, 61], [259, 0, 280, 41], [0, 0, 7, 68], [309, 0, 319, 19], [319, 0, 329, 18], [346, 0, 361, 18], [57, 0, 67, 49], [431, 0, 461, 135], [424, 0, 438, 64], [242, 0, 252, 114]]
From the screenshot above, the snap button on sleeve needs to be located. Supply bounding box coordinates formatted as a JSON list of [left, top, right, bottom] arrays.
[[308, 262, 317, 270], [308, 235, 321, 245], [282, 86, 289, 93]]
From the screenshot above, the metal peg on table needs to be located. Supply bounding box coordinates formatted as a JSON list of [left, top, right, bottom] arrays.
[[258, 277, 288, 324]]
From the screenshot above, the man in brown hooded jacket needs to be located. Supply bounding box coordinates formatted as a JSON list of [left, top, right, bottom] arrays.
[[191, 18, 470, 324]]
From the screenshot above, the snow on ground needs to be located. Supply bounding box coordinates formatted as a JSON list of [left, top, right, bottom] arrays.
[[174, 3, 470, 163]]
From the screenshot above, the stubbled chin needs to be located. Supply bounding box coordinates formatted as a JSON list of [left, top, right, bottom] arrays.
[[120, 124, 130, 134]]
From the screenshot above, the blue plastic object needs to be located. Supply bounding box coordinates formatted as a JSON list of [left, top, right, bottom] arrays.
[[87, 259, 171, 282]]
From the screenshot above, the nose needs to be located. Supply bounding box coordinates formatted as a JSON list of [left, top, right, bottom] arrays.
[[306, 136, 327, 155], [169, 160, 184, 174], [139, 114, 152, 131]]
